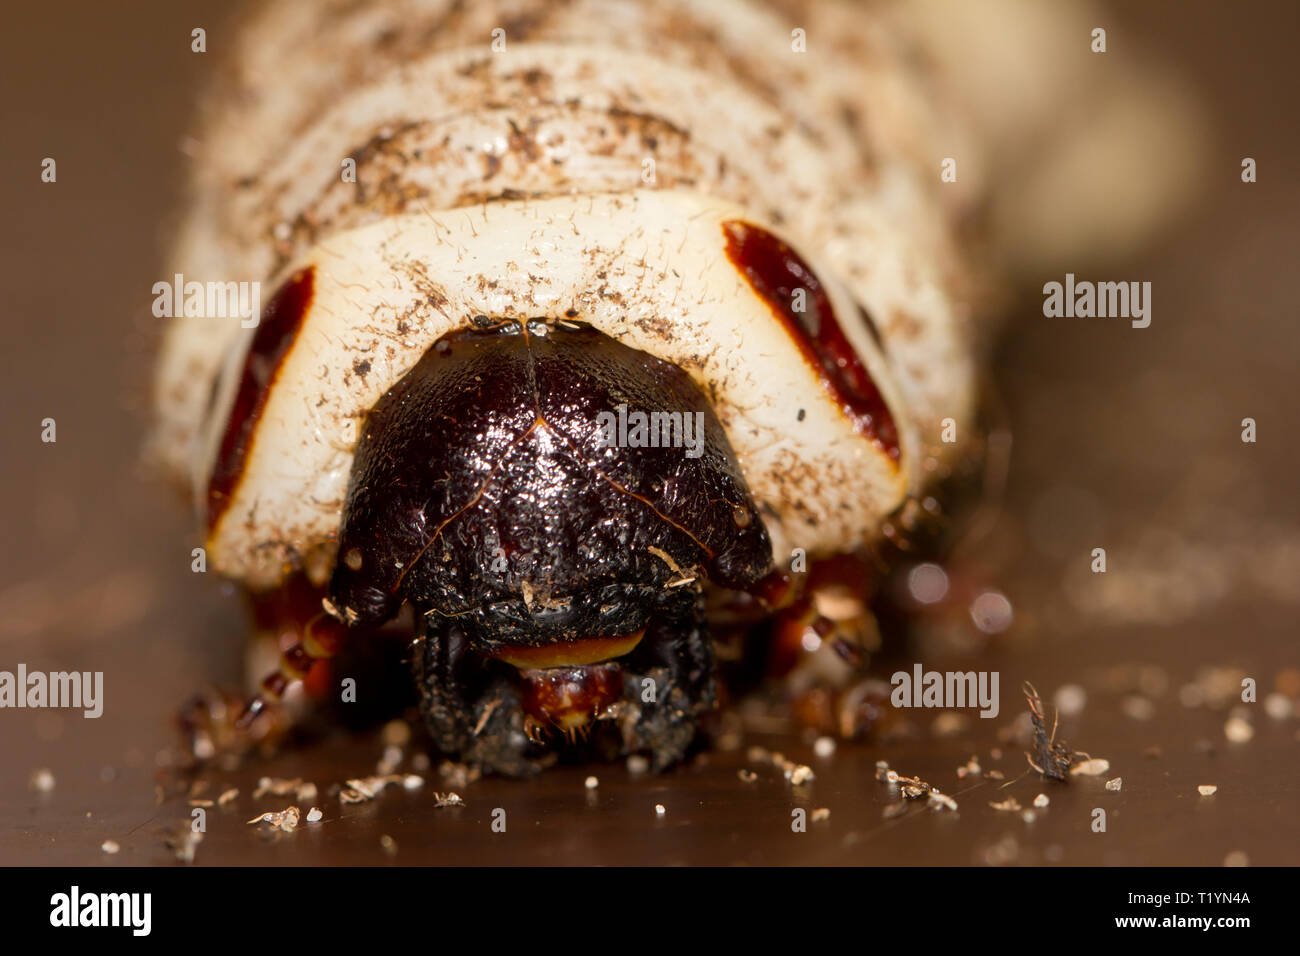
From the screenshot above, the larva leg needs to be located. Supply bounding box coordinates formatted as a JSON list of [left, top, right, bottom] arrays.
[[177, 585, 347, 763], [413, 614, 538, 777], [238, 610, 348, 726], [620, 589, 716, 772]]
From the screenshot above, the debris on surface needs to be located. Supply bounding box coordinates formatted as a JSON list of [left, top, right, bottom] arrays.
[[1024, 683, 1074, 780], [437, 760, 479, 788], [813, 736, 837, 759], [987, 770, 1005, 781], [248, 805, 301, 832], [957, 756, 982, 778], [1263, 693, 1293, 720], [882, 801, 910, 819], [338, 774, 408, 803], [1224, 850, 1249, 867], [1034, 793, 1050, 808], [654, 803, 666, 816], [253, 776, 318, 803], [188, 798, 214, 808], [931, 712, 968, 737], [750, 747, 815, 785], [377, 745, 404, 775], [29, 768, 55, 793], [928, 791, 958, 812], [737, 769, 757, 783], [101, 840, 120, 855], [811, 807, 831, 822], [163, 825, 203, 863], [382, 719, 411, 747], [626, 755, 650, 776], [1053, 684, 1087, 717], [1105, 777, 1123, 791], [584, 775, 599, 790], [432, 792, 464, 808], [217, 788, 239, 806], [1198, 785, 1217, 796], [1121, 696, 1155, 720], [380, 834, 398, 855], [1224, 714, 1254, 743], [306, 807, 324, 822], [990, 797, 1022, 812], [1070, 758, 1111, 777]]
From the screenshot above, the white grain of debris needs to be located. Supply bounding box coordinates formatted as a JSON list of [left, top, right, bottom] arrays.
[[29, 768, 55, 793], [626, 755, 650, 776], [432, 792, 464, 808], [788, 765, 815, 786], [306, 806, 323, 822], [1264, 693, 1293, 720], [382, 719, 412, 747], [1070, 758, 1110, 776], [584, 775, 599, 790], [1033, 793, 1050, 808], [654, 803, 666, 816], [1224, 715, 1254, 743], [928, 791, 958, 812], [1105, 777, 1123, 791], [403, 774, 424, 791], [1054, 684, 1087, 717], [253, 777, 303, 799], [811, 807, 831, 822], [1197, 785, 1217, 797], [931, 712, 968, 737], [217, 788, 239, 806], [1224, 850, 1249, 867], [380, 834, 398, 855], [990, 797, 1022, 812], [1121, 696, 1155, 720], [101, 840, 120, 855], [813, 736, 837, 759]]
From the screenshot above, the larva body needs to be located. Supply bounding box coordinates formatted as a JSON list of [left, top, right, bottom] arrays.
[[154, 0, 1199, 772]]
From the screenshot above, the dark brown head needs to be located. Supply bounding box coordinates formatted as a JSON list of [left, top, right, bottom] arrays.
[[326, 318, 773, 762]]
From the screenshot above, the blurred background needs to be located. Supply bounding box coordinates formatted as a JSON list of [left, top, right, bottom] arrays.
[[1, 0, 1297, 865]]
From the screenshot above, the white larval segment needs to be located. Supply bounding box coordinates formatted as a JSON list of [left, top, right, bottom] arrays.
[[154, 0, 1202, 591], [153, 0, 987, 491], [199, 192, 912, 588]]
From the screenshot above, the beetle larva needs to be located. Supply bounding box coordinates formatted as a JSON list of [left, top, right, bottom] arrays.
[[154, 0, 1202, 773]]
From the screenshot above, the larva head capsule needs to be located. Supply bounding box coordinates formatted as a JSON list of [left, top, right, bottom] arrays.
[[325, 317, 775, 767]]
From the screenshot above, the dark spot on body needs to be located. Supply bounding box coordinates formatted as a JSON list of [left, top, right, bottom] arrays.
[[207, 267, 316, 531], [353, 358, 372, 379], [721, 221, 899, 462]]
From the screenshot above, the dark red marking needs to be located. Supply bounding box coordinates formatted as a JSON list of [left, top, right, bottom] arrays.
[[722, 221, 900, 461], [206, 267, 315, 531]]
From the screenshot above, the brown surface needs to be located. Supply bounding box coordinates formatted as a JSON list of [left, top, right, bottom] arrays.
[[1, 0, 1297, 866]]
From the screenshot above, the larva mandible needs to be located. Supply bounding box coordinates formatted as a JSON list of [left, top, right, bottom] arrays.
[[154, 0, 1200, 774]]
